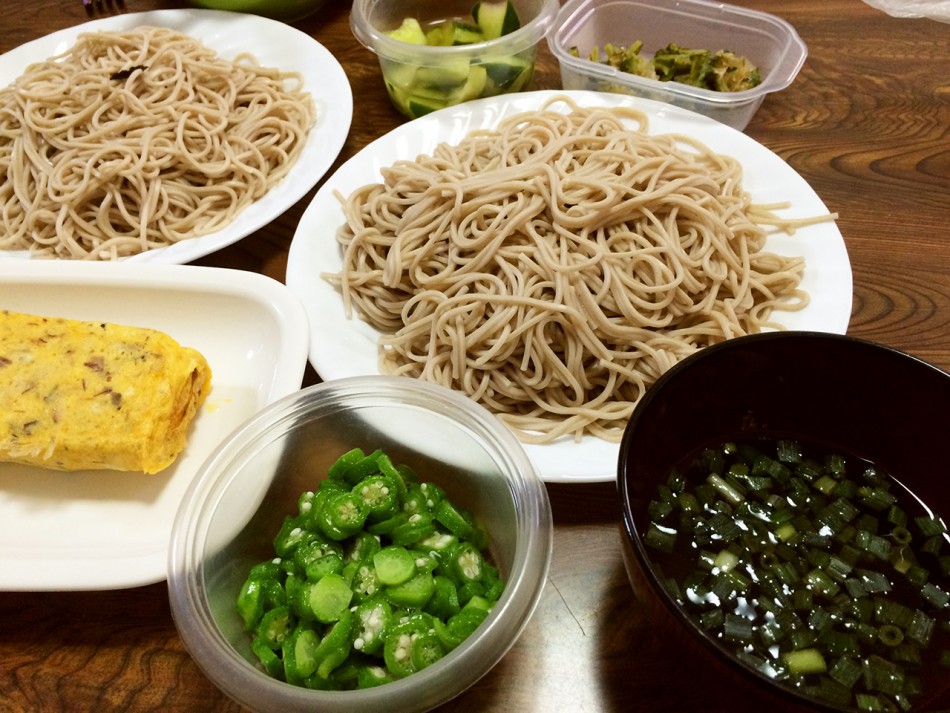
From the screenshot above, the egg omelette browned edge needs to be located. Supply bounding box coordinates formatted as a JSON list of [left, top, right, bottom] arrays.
[[0, 310, 212, 474]]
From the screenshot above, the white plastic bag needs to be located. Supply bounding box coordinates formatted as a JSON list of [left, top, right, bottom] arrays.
[[861, 0, 950, 21]]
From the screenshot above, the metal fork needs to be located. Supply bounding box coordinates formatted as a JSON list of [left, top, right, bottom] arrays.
[[83, 0, 126, 16]]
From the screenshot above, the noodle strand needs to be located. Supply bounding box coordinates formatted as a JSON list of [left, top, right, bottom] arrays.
[[325, 97, 834, 444], [0, 26, 314, 259]]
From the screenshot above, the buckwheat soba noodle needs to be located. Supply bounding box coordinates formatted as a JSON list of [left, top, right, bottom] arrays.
[[325, 96, 834, 444], [0, 26, 314, 259]]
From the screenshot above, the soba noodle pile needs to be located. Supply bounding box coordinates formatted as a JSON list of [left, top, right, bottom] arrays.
[[0, 26, 314, 259], [326, 97, 829, 444]]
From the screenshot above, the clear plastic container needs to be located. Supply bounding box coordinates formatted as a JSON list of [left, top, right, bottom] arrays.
[[548, 0, 807, 130], [167, 375, 553, 713], [351, 0, 560, 119]]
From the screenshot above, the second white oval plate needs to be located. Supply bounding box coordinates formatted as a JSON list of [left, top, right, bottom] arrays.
[[286, 90, 853, 483]]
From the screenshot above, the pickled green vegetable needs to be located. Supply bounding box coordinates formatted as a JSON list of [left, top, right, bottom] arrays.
[[236, 447, 503, 689], [570, 41, 762, 92], [643, 439, 950, 711]]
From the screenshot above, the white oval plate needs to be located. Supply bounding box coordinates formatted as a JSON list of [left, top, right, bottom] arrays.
[[0, 260, 310, 590], [286, 90, 853, 483], [0, 9, 352, 263]]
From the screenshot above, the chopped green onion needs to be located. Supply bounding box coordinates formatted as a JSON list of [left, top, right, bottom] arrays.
[[829, 655, 863, 688], [859, 569, 892, 595], [855, 692, 889, 711], [849, 596, 875, 623], [789, 629, 819, 650], [818, 498, 860, 533], [776, 439, 802, 464], [877, 624, 904, 647], [699, 607, 724, 630], [676, 491, 701, 515], [793, 588, 814, 610], [823, 629, 861, 657], [758, 620, 783, 647], [914, 515, 947, 537], [706, 472, 745, 506], [860, 486, 897, 512], [712, 548, 740, 573], [808, 607, 834, 634], [845, 578, 870, 599], [874, 597, 914, 627], [904, 564, 929, 587], [770, 561, 801, 586], [707, 511, 742, 541], [825, 555, 853, 582], [862, 466, 888, 486], [861, 654, 905, 696], [921, 534, 945, 557], [892, 642, 922, 666], [666, 469, 686, 492], [813, 474, 838, 496], [810, 677, 854, 707], [711, 573, 737, 601], [825, 453, 847, 476], [774, 522, 798, 542], [921, 582, 949, 608], [782, 647, 827, 675], [697, 549, 717, 571], [723, 613, 753, 642], [907, 609, 935, 646], [643, 522, 677, 553], [643, 438, 950, 712], [859, 530, 894, 560], [648, 498, 674, 521], [806, 568, 841, 599], [727, 462, 750, 479], [797, 457, 824, 481]]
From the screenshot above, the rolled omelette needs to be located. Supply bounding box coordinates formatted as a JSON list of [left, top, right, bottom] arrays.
[[0, 310, 211, 474]]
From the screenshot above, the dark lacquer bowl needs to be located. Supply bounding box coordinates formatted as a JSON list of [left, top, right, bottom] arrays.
[[618, 332, 950, 713]]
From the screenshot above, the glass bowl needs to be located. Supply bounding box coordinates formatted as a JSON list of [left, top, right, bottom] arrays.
[[168, 375, 552, 713]]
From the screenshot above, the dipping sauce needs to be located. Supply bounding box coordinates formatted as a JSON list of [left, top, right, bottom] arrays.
[[643, 438, 950, 711]]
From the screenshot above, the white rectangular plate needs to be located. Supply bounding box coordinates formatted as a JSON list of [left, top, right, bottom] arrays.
[[0, 261, 309, 590]]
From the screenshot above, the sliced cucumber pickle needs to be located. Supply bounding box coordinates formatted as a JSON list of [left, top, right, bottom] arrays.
[[473, 0, 521, 40], [382, 1, 528, 118], [387, 17, 427, 45]]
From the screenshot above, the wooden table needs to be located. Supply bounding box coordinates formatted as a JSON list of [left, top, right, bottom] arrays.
[[2, 1, 949, 711]]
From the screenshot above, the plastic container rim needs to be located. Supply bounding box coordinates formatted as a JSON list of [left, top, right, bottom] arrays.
[[167, 375, 554, 712], [350, 0, 561, 60]]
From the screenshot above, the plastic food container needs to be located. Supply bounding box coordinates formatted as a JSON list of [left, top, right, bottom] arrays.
[[548, 0, 807, 130], [351, 0, 560, 119], [167, 375, 553, 713]]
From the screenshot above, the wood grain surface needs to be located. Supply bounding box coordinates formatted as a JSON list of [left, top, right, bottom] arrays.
[[1, 1, 949, 711]]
